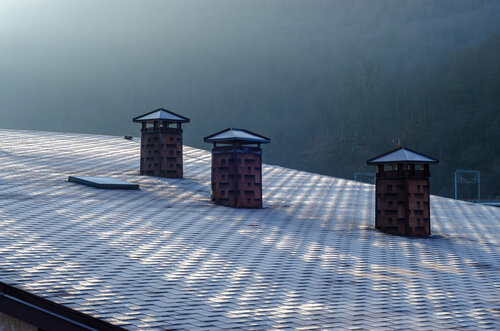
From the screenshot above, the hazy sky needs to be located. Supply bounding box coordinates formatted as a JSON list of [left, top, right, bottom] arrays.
[[1, 0, 499, 140]]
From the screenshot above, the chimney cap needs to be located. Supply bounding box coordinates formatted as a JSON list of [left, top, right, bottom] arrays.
[[133, 108, 190, 123], [366, 146, 439, 165], [203, 128, 270, 144]]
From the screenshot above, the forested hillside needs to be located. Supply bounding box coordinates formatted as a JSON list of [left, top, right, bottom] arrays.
[[288, 34, 500, 198], [0, 0, 499, 198]]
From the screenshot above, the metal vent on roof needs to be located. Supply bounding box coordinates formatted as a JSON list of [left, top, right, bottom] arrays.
[[68, 176, 139, 190]]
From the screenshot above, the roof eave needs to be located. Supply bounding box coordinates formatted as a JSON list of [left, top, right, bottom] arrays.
[[0, 281, 125, 331]]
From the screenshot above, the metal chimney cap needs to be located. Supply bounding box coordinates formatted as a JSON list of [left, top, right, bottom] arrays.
[[366, 146, 439, 165], [203, 128, 271, 144], [133, 108, 190, 123]]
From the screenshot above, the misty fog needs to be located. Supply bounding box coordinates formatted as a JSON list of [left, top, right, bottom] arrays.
[[1, 0, 499, 198]]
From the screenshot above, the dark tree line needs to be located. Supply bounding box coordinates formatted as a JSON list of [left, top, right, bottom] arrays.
[[273, 34, 500, 199]]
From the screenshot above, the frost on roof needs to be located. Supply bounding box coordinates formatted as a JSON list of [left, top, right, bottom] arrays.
[[0, 129, 499, 330]]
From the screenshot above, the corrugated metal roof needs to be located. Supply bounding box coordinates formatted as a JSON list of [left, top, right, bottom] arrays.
[[203, 128, 270, 144], [366, 146, 439, 164], [0, 130, 498, 330], [132, 108, 190, 123]]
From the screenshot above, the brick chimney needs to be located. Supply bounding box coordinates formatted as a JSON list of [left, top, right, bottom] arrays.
[[366, 146, 439, 237], [204, 128, 270, 208], [133, 108, 190, 178]]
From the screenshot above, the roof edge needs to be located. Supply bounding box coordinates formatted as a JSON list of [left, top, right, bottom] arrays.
[[0, 281, 126, 331]]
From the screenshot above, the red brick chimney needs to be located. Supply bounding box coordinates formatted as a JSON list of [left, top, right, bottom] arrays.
[[204, 128, 270, 208], [133, 108, 190, 178], [366, 146, 439, 237]]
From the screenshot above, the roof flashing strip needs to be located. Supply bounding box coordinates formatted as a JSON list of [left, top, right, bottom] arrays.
[[0, 282, 125, 331]]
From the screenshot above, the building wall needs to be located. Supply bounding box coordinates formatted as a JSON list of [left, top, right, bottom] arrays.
[[0, 312, 37, 331]]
